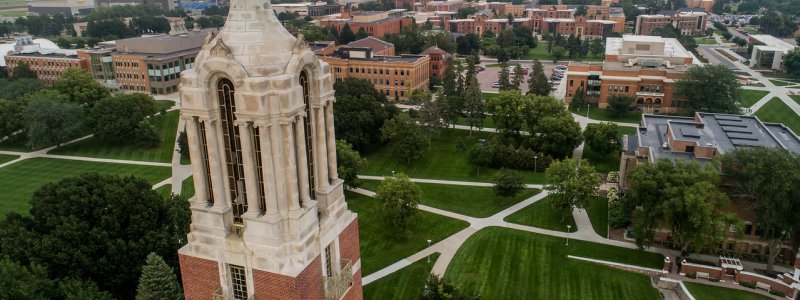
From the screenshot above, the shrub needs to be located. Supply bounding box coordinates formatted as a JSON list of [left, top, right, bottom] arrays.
[[770, 290, 785, 297], [608, 200, 630, 228], [493, 168, 524, 197], [709, 278, 720, 282], [739, 281, 756, 289], [686, 273, 697, 279]]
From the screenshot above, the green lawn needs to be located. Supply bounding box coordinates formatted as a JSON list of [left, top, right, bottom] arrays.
[[445, 227, 664, 300], [0, 158, 171, 218], [504, 195, 577, 232], [455, 115, 496, 129], [0, 135, 48, 152], [769, 79, 794, 87], [684, 282, 772, 300], [583, 125, 635, 174], [481, 92, 498, 101], [791, 95, 800, 106], [738, 89, 770, 107], [181, 176, 195, 198], [0, 0, 25, 7], [364, 253, 439, 300], [361, 128, 545, 183], [523, 45, 603, 62], [345, 191, 469, 276], [585, 196, 609, 238], [0, 154, 17, 165], [569, 105, 642, 123], [50, 111, 180, 163], [695, 37, 717, 45], [755, 98, 800, 135], [0, 10, 26, 17], [359, 180, 541, 218]]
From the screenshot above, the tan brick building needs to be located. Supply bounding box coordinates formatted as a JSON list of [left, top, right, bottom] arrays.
[[565, 35, 697, 114], [320, 9, 414, 39], [320, 47, 430, 100], [634, 10, 708, 35]]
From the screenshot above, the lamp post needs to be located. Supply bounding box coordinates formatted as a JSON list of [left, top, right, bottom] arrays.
[[427, 239, 432, 263], [534, 156, 538, 173], [391, 170, 395, 177], [586, 104, 590, 119], [566, 225, 572, 246]]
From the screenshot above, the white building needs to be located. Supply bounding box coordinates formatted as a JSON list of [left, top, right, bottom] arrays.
[[749, 34, 797, 70]]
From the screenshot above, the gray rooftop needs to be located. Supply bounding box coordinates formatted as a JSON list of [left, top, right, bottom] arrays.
[[631, 113, 800, 162]]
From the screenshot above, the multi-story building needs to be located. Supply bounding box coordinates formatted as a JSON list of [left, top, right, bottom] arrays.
[[449, 13, 623, 39], [748, 34, 797, 71], [77, 29, 213, 94], [320, 47, 429, 100], [347, 36, 396, 56], [320, 9, 414, 39], [420, 45, 451, 78], [565, 35, 699, 114], [634, 9, 708, 35], [619, 112, 800, 258], [271, 2, 341, 18], [425, 0, 464, 12], [26, 0, 95, 16], [686, 0, 714, 12], [5, 48, 88, 85]]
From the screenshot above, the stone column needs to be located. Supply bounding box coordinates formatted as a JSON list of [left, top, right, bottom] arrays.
[[269, 121, 288, 213], [294, 115, 310, 202], [282, 120, 301, 211], [324, 103, 338, 180], [315, 107, 329, 190], [255, 121, 279, 215], [184, 116, 209, 207], [203, 117, 229, 210], [238, 122, 260, 215]]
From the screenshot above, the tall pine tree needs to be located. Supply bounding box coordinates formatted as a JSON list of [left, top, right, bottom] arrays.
[[527, 59, 550, 96], [498, 61, 511, 90], [135, 253, 183, 300], [441, 56, 458, 97], [463, 75, 485, 135], [511, 65, 524, 91]]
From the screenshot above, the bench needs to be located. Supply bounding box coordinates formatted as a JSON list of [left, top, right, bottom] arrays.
[[755, 282, 771, 292], [696, 272, 710, 279]]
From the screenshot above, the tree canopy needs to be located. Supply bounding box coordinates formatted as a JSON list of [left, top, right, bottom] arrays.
[[332, 78, 398, 150], [584, 122, 620, 154], [336, 140, 367, 189], [545, 158, 601, 221], [53, 68, 111, 107], [22, 98, 83, 149], [376, 173, 422, 237], [676, 64, 740, 114]]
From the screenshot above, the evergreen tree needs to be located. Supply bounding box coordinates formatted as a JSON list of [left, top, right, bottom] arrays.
[[354, 27, 368, 40], [441, 56, 458, 97], [417, 91, 447, 144], [527, 59, 550, 96], [497, 61, 511, 90], [339, 23, 355, 44], [589, 38, 604, 57], [463, 76, 484, 135], [511, 65, 524, 91], [455, 60, 465, 92], [135, 253, 183, 300], [569, 86, 586, 110]]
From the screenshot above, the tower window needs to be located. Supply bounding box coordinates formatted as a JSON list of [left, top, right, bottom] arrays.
[[299, 71, 316, 201], [324, 243, 333, 277], [253, 127, 266, 214], [218, 78, 248, 222], [229, 264, 248, 300], [198, 121, 214, 206]]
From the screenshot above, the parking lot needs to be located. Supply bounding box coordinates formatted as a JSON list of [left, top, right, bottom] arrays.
[[476, 63, 566, 96]]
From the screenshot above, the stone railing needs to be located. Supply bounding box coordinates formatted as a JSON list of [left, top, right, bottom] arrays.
[[212, 287, 256, 300], [324, 259, 354, 300]]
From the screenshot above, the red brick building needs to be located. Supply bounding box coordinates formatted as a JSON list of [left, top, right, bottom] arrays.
[[320, 9, 414, 39], [420, 45, 452, 78], [5, 49, 89, 85], [635, 10, 708, 35]]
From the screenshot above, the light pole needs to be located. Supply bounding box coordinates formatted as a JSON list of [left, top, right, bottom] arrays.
[[566, 225, 572, 246], [586, 104, 590, 119], [534, 156, 538, 173], [391, 170, 395, 177], [427, 239, 432, 263]]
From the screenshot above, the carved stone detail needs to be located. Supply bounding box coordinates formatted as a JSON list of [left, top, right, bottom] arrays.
[[209, 39, 232, 58]]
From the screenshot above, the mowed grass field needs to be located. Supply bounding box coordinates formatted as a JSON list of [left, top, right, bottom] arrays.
[[0, 0, 25, 8], [684, 282, 772, 300], [364, 253, 440, 300], [361, 128, 545, 183], [359, 180, 541, 218], [738, 89, 770, 107], [445, 227, 663, 300], [51, 110, 180, 163], [585, 196, 609, 238], [0, 154, 17, 165], [504, 195, 577, 232], [583, 125, 636, 174], [523, 45, 604, 62], [755, 98, 800, 135], [345, 191, 469, 276], [0, 158, 171, 218], [569, 105, 642, 123]]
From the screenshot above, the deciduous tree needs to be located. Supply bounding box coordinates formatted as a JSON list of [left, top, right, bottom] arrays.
[[584, 122, 620, 154], [784, 48, 800, 80], [11, 62, 37, 80], [53, 68, 111, 107], [376, 173, 422, 237], [381, 114, 428, 164], [23, 98, 83, 149], [493, 168, 525, 197], [333, 78, 398, 150], [545, 158, 601, 222], [676, 64, 740, 114], [336, 140, 367, 189], [606, 94, 633, 117]]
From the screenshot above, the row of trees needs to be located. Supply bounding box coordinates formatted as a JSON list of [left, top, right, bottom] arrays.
[[543, 33, 605, 62], [620, 147, 800, 273]]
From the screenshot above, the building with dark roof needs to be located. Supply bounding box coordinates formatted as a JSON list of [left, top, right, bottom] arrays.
[[619, 112, 800, 258], [346, 36, 395, 56], [319, 9, 414, 38]]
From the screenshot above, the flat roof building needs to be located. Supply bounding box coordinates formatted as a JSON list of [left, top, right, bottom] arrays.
[[634, 10, 708, 36], [748, 34, 797, 70], [320, 9, 414, 39], [565, 35, 698, 114], [5, 46, 87, 85], [27, 0, 95, 16]]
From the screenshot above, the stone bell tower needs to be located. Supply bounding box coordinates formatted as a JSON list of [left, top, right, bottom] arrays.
[[176, 0, 362, 298]]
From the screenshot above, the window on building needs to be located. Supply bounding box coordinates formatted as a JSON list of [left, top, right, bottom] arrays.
[[218, 78, 248, 223], [229, 264, 248, 300], [300, 71, 316, 201], [569, 80, 573, 87], [324, 244, 333, 277], [744, 223, 753, 235]]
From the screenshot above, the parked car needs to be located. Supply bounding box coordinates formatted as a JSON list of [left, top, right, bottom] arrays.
[[492, 81, 501, 88]]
